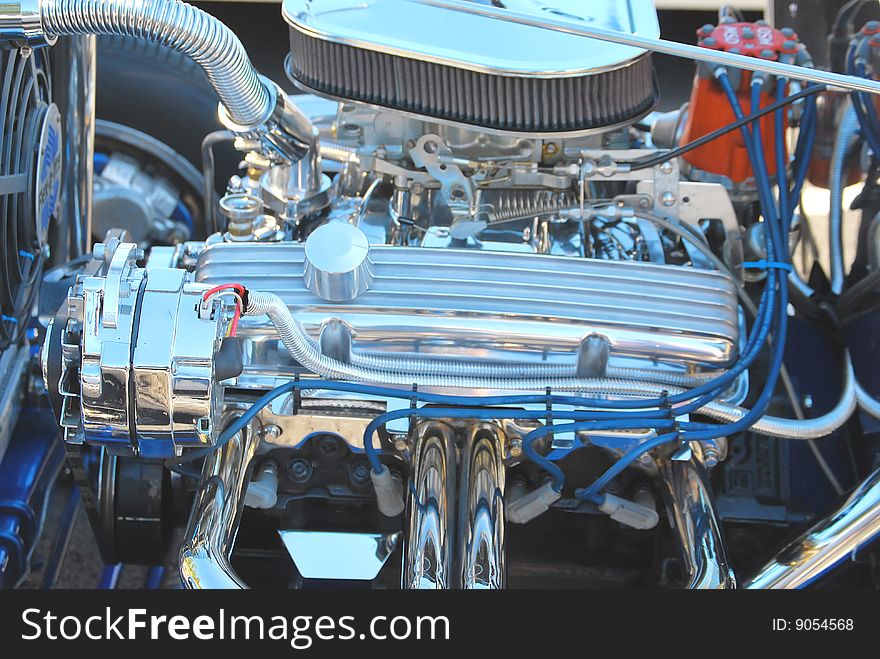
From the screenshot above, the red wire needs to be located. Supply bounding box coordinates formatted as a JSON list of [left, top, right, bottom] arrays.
[[228, 305, 241, 337], [202, 283, 245, 301], [202, 283, 245, 337]]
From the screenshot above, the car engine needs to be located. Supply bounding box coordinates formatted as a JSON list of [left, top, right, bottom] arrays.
[[0, 0, 879, 590]]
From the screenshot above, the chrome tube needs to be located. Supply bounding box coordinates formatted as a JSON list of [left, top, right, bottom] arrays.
[[50, 34, 94, 260], [39, 0, 271, 127], [830, 102, 860, 295], [402, 422, 455, 589], [856, 380, 880, 421], [179, 420, 258, 589], [457, 424, 506, 589], [406, 0, 880, 97], [745, 467, 880, 589], [659, 456, 736, 589]]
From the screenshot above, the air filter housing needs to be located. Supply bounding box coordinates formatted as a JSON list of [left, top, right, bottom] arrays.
[[283, 0, 660, 135]]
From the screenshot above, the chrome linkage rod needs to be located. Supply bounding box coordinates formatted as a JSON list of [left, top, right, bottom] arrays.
[[405, 0, 880, 96]]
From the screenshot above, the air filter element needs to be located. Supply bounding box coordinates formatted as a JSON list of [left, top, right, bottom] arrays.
[[283, 0, 660, 135]]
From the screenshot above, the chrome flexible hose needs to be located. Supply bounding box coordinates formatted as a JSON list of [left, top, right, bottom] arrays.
[[246, 291, 691, 393], [271, 294, 721, 387], [40, 0, 270, 126], [701, 358, 857, 440], [348, 350, 719, 387], [246, 290, 858, 439], [856, 380, 880, 421], [829, 101, 860, 294]]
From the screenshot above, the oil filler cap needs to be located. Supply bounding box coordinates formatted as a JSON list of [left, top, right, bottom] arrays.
[[303, 222, 374, 301]]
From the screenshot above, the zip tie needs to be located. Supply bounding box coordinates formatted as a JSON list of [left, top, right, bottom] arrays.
[[545, 386, 554, 428], [743, 260, 794, 272], [1, 315, 18, 325], [18, 250, 34, 261]]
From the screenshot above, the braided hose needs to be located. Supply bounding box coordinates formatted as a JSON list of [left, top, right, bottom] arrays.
[[295, 302, 719, 386], [348, 349, 718, 387], [246, 290, 858, 439], [856, 380, 880, 421], [246, 291, 681, 393], [40, 0, 270, 126], [701, 359, 857, 440], [829, 101, 860, 295]]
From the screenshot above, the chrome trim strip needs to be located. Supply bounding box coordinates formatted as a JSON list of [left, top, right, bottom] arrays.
[[406, 0, 880, 96], [745, 467, 880, 589]]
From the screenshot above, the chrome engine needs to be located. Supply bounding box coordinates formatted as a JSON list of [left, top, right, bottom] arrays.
[[18, 0, 880, 590]]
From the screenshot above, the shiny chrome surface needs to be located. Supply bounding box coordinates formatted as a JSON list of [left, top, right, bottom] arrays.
[[279, 531, 399, 581], [659, 455, 736, 589], [40, 0, 271, 126], [457, 424, 506, 590], [303, 222, 375, 302], [180, 419, 258, 589], [0, 0, 56, 47], [403, 423, 455, 589], [197, 242, 739, 370], [744, 467, 880, 589], [51, 34, 95, 260], [53, 239, 226, 453], [282, 0, 658, 77], [406, 0, 880, 97]]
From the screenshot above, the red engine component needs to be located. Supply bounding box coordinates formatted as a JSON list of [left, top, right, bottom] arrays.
[[680, 21, 800, 185]]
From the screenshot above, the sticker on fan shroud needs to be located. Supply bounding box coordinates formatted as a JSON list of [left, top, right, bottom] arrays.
[[35, 102, 62, 246]]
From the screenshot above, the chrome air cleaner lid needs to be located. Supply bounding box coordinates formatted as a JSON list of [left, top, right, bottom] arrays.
[[283, 0, 661, 135]]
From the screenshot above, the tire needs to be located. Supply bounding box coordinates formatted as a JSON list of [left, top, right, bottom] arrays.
[[95, 35, 239, 191]]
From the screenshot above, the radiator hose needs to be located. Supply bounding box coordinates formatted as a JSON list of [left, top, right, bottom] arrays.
[[39, 0, 271, 127]]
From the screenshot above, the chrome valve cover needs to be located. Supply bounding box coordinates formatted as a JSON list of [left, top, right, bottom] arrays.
[[196, 240, 739, 378]]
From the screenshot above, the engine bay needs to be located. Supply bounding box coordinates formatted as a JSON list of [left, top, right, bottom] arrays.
[[0, 0, 879, 591]]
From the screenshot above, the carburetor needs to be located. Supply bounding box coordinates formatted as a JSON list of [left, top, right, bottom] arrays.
[[43, 233, 234, 458]]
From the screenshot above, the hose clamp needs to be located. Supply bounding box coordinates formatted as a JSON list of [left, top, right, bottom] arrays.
[[0, 0, 56, 48]]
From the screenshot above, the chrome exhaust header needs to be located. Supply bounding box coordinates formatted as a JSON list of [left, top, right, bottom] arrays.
[[659, 455, 736, 589], [179, 420, 258, 589], [457, 424, 506, 590], [745, 467, 880, 589], [402, 422, 507, 589], [402, 422, 456, 589]]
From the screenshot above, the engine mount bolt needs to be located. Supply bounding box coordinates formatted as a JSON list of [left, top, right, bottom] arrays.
[[508, 438, 523, 458], [659, 161, 674, 175], [262, 424, 282, 441], [289, 458, 313, 483], [349, 461, 371, 486], [661, 191, 677, 207]]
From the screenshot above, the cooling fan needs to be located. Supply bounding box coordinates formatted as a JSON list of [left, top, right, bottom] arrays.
[[0, 46, 60, 351]]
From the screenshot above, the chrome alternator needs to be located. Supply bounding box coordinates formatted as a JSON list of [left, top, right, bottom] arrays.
[[43, 233, 230, 458]]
